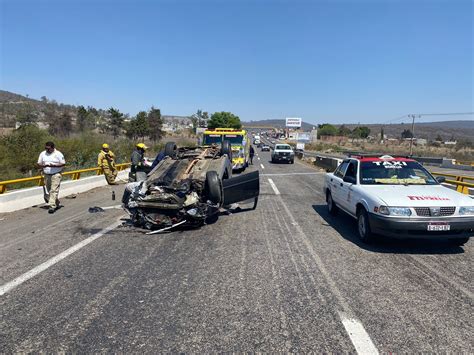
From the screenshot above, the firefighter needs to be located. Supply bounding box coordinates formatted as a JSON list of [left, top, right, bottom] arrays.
[[130, 143, 148, 181], [98, 143, 118, 185]]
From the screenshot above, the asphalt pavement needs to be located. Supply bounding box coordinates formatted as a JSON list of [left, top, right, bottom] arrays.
[[0, 149, 472, 352]]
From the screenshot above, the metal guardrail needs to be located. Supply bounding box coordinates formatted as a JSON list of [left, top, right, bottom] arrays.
[[428, 172, 474, 195], [0, 163, 130, 194], [455, 160, 474, 167]]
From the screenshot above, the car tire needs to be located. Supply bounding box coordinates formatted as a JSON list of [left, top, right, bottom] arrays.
[[448, 237, 469, 247], [221, 140, 232, 161], [327, 191, 338, 215], [164, 142, 177, 158], [357, 208, 374, 243], [290, 159, 294, 164], [205, 171, 222, 204]]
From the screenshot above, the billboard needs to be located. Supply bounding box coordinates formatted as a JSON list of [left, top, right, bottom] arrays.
[[285, 117, 302, 128]]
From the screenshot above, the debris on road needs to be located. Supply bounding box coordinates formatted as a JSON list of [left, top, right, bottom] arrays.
[[65, 194, 77, 199], [88, 206, 105, 213], [122, 142, 260, 231]]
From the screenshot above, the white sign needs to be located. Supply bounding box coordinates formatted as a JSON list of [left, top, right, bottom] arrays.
[[286, 117, 302, 128], [296, 142, 305, 150], [297, 132, 311, 142]]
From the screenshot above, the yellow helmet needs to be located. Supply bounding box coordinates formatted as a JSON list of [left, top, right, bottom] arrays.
[[136, 143, 148, 149], [102, 143, 109, 149]]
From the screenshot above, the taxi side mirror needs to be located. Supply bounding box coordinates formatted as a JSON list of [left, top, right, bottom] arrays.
[[436, 176, 446, 183]]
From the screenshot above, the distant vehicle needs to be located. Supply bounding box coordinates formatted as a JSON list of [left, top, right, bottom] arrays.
[[271, 144, 294, 164], [261, 144, 270, 152], [271, 140, 276, 144], [324, 155, 473, 246]]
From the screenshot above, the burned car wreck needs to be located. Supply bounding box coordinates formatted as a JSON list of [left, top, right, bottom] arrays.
[[122, 142, 260, 232]]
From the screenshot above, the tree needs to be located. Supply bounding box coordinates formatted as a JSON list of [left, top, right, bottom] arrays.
[[401, 129, 413, 139], [48, 112, 73, 137], [147, 106, 164, 142], [107, 107, 124, 139], [351, 126, 370, 139], [16, 104, 38, 126], [134, 111, 150, 140], [317, 123, 338, 137], [337, 124, 351, 136], [76, 105, 89, 131], [435, 134, 443, 142], [380, 127, 385, 141], [207, 111, 241, 129]]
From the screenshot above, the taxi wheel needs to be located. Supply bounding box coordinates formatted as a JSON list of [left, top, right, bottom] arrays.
[[327, 191, 338, 215], [357, 209, 374, 243]]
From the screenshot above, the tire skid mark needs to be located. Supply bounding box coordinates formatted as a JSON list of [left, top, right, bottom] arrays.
[[404, 255, 473, 300], [261, 204, 290, 350], [15, 236, 171, 352], [0, 211, 89, 250]]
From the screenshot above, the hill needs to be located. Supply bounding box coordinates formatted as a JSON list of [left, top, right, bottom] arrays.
[[243, 119, 316, 131], [243, 119, 474, 142]]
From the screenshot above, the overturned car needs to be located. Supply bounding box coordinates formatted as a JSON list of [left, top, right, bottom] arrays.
[[122, 142, 260, 232]]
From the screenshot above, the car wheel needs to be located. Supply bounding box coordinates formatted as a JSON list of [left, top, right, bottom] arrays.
[[448, 237, 469, 247], [327, 191, 338, 215], [290, 159, 294, 164], [205, 171, 222, 204], [357, 208, 374, 243], [164, 142, 177, 158]]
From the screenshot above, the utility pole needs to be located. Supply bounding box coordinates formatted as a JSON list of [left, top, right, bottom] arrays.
[[408, 114, 419, 156]]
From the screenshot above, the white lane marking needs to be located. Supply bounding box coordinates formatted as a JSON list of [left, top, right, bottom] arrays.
[[258, 157, 261, 160], [268, 178, 280, 195], [272, 190, 379, 353], [260, 164, 265, 169], [0, 218, 123, 296], [261, 172, 322, 176], [339, 313, 379, 354]]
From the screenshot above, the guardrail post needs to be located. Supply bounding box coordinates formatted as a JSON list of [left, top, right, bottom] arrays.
[[0, 184, 6, 194]]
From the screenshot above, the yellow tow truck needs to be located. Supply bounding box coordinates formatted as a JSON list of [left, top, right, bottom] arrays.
[[203, 128, 250, 172]]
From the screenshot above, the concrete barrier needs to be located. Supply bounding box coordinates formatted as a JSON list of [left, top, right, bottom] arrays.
[[0, 170, 129, 213], [313, 156, 343, 171]]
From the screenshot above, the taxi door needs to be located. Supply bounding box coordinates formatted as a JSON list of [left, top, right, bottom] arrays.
[[329, 160, 349, 207], [339, 160, 358, 214]]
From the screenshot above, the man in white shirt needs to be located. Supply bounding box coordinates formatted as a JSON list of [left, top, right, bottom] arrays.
[[37, 141, 66, 213]]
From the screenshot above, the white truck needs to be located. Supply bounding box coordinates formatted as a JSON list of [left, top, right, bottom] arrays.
[[271, 144, 295, 164]]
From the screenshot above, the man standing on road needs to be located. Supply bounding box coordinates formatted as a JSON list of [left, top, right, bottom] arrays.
[[130, 143, 148, 181], [98, 143, 118, 185], [37, 141, 65, 214], [249, 145, 255, 165]]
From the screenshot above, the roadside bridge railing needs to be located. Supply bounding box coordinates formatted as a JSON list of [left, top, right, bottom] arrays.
[[0, 163, 131, 194]]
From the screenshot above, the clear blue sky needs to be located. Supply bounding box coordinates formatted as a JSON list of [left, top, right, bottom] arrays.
[[1, 0, 472, 124]]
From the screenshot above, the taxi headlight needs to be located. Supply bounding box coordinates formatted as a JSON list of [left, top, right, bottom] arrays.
[[379, 206, 411, 216], [459, 206, 474, 215]]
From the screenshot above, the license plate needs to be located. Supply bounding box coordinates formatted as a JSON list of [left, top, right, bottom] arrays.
[[427, 223, 450, 231]]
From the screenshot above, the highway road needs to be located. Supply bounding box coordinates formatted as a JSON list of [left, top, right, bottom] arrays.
[[1, 149, 473, 352]]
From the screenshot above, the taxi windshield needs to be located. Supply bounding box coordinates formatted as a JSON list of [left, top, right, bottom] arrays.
[[360, 161, 438, 185]]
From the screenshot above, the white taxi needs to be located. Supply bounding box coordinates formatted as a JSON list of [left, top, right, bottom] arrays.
[[324, 155, 474, 246]]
